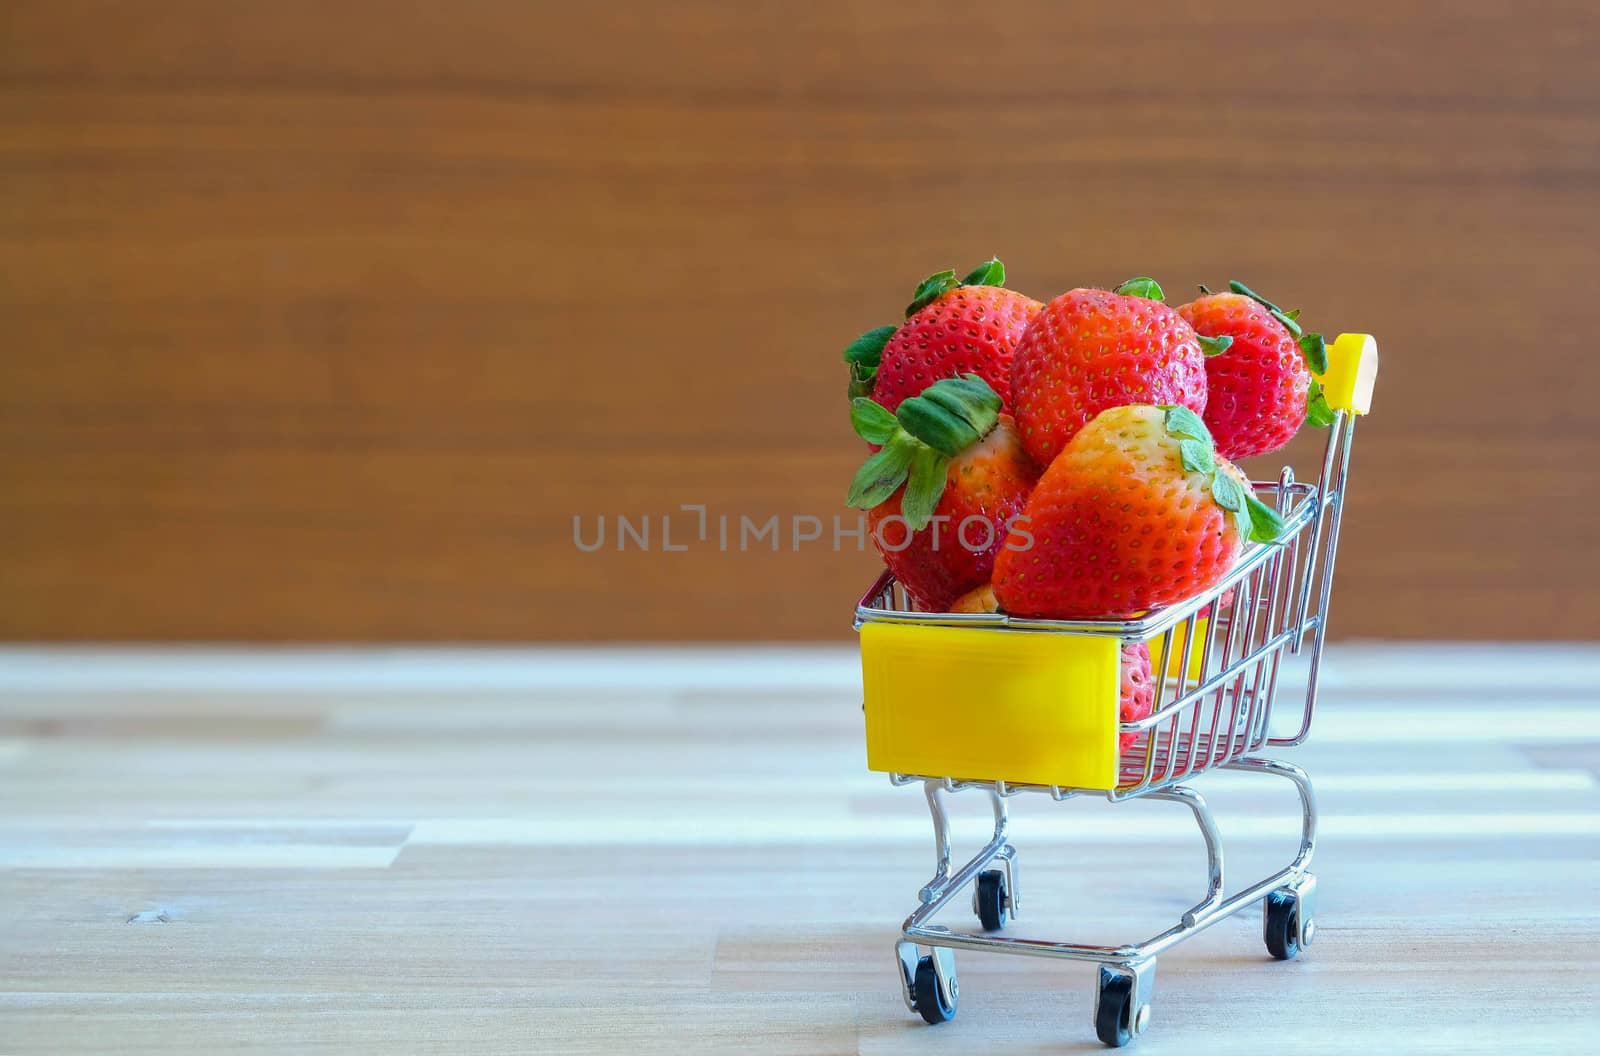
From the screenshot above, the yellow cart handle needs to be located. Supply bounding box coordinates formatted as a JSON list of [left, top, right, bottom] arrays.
[[1320, 333, 1379, 415]]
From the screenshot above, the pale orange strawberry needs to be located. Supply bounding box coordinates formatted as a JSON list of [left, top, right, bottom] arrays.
[[993, 404, 1283, 620], [949, 583, 1000, 613]]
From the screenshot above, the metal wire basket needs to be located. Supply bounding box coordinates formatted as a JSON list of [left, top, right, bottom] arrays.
[[852, 333, 1377, 1046]]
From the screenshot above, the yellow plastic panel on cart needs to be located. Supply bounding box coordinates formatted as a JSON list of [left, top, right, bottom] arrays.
[[1147, 615, 1209, 681], [1319, 333, 1378, 415], [861, 623, 1121, 790]]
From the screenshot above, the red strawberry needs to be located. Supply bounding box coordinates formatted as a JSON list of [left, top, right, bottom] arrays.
[[1177, 282, 1327, 459], [846, 376, 1038, 611], [993, 404, 1282, 620], [1010, 279, 1208, 468], [1119, 643, 1154, 752], [842, 258, 1042, 414]]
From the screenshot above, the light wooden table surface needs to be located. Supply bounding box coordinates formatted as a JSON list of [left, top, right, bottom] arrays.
[[2, 644, 1596, 1054]]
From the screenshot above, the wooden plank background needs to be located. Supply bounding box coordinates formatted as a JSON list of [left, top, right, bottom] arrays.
[[2, 1, 1597, 641]]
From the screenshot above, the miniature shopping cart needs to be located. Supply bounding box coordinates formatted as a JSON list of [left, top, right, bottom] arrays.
[[853, 334, 1378, 1046]]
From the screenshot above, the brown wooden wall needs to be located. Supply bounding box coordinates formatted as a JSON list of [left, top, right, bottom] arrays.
[[3, 1, 1598, 641]]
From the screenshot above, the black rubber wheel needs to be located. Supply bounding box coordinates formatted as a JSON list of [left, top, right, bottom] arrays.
[[1264, 890, 1301, 960], [912, 956, 956, 1024], [975, 869, 1008, 931], [1094, 971, 1134, 1047]]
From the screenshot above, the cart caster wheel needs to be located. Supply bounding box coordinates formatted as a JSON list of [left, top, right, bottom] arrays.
[[1264, 889, 1304, 960], [1094, 972, 1144, 1047], [912, 956, 957, 1024], [975, 869, 1008, 931]]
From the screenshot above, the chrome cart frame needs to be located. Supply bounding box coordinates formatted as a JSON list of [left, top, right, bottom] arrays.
[[854, 410, 1360, 1047]]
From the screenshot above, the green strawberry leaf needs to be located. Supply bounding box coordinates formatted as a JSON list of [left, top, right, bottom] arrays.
[[1305, 378, 1335, 428], [1227, 279, 1284, 313], [849, 398, 899, 445], [905, 270, 960, 317], [842, 325, 894, 400], [1197, 334, 1234, 357], [1210, 471, 1245, 513], [1178, 438, 1215, 475], [896, 394, 980, 457], [1162, 405, 1212, 445], [845, 434, 918, 509], [1270, 307, 1303, 337], [1228, 279, 1304, 336], [960, 257, 1006, 287], [1113, 276, 1165, 302], [919, 374, 1003, 435], [1299, 331, 1329, 374], [901, 446, 951, 531], [847, 361, 876, 400], [842, 325, 896, 368], [1244, 493, 1287, 544]]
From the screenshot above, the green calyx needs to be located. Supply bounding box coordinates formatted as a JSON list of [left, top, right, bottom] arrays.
[[1196, 333, 1234, 357], [1227, 278, 1303, 337], [905, 270, 959, 316], [1159, 405, 1286, 545], [845, 374, 1003, 531], [1228, 280, 1334, 412], [961, 257, 1006, 287], [905, 256, 1008, 316], [897, 375, 1002, 456], [1297, 334, 1330, 429], [1114, 276, 1165, 302], [841, 325, 897, 399], [845, 258, 1009, 399], [1304, 377, 1335, 428], [1298, 330, 1328, 374]]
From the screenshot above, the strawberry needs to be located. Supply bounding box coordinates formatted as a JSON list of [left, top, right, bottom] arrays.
[[993, 404, 1283, 620], [1009, 278, 1208, 468], [1177, 281, 1330, 459], [846, 376, 1038, 611], [842, 257, 1042, 414], [1119, 643, 1154, 752], [949, 583, 999, 613]]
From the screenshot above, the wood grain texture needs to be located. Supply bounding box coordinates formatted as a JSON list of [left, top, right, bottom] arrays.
[[2, 2, 1599, 640], [0, 644, 1597, 1053]]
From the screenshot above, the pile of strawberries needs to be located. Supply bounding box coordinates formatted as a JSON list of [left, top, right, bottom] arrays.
[[842, 260, 1332, 738]]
